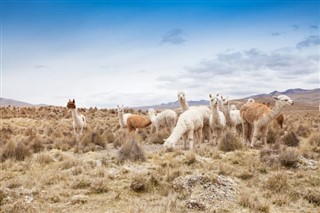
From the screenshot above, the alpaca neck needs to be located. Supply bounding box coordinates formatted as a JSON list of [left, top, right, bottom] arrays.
[[167, 122, 186, 145], [148, 112, 156, 123], [211, 104, 220, 121], [179, 99, 189, 112], [118, 112, 125, 127], [222, 104, 231, 124], [71, 108, 81, 124], [260, 102, 285, 126]]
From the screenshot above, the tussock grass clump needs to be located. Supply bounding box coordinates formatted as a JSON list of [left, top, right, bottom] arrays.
[[260, 146, 280, 168], [279, 147, 300, 168], [117, 140, 146, 163], [303, 189, 320, 206], [281, 131, 299, 147], [307, 132, 320, 147], [102, 129, 115, 144], [185, 152, 196, 165], [267, 126, 283, 144], [148, 129, 170, 144], [239, 192, 270, 213], [130, 175, 147, 193], [90, 179, 109, 194], [81, 130, 106, 148], [1, 139, 31, 162], [264, 172, 288, 193], [30, 137, 44, 153], [0, 127, 14, 141], [296, 124, 311, 138], [113, 130, 129, 148], [219, 131, 243, 152], [71, 177, 91, 189], [36, 153, 54, 165]]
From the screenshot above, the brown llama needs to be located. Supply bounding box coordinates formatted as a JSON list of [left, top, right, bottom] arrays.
[[126, 114, 152, 132], [240, 95, 293, 148]]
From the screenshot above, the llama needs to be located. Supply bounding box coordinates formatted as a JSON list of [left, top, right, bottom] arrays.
[[67, 99, 87, 136], [177, 91, 211, 142], [230, 104, 237, 111], [240, 95, 294, 148], [126, 114, 152, 132], [221, 96, 242, 134], [117, 105, 132, 128], [163, 108, 203, 150], [148, 108, 177, 133], [209, 94, 226, 145]]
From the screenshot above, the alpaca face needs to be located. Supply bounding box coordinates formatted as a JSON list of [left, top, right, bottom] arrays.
[[247, 98, 255, 103], [230, 104, 237, 110], [177, 91, 186, 101], [117, 105, 125, 114], [221, 96, 229, 106], [148, 108, 155, 116], [67, 99, 76, 109], [210, 97, 219, 106], [274, 95, 294, 106]]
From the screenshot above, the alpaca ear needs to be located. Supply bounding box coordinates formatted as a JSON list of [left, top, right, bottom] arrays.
[[117, 105, 119, 108], [273, 96, 279, 100], [209, 94, 212, 98]]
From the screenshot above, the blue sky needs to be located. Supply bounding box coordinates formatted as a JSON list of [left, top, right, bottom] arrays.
[[1, 0, 319, 108]]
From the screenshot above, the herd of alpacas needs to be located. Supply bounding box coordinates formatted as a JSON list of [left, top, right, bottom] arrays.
[[67, 91, 294, 150]]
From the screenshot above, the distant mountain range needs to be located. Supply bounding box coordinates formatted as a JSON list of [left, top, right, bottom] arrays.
[[1, 88, 319, 109], [135, 88, 319, 110], [0, 98, 46, 107]]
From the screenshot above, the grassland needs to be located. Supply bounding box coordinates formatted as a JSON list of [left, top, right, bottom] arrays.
[[0, 106, 319, 213]]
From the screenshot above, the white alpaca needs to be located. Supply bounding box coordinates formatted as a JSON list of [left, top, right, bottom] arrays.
[[148, 108, 177, 133], [117, 105, 132, 128], [177, 91, 211, 142], [221, 96, 242, 134], [164, 109, 203, 150], [230, 104, 237, 111], [209, 94, 226, 144], [240, 95, 294, 147], [67, 99, 87, 136], [247, 98, 255, 103]]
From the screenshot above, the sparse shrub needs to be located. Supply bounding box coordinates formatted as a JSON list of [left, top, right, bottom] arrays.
[[219, 131, 243, 152], [148, 129, 170, 144], [113, 130, 128, 148], [102, 129, 115, 144], [117, 139, 146, 163], [130, 175, 147, 192], [31, 138, 44, 153], [71, 177, 91, 189], [279, 147, 300, 168], [236, 170, 253, 180], [304, 189, 320, 206], [36, 153, 54, 165], [296, 124, 311, 138], [90, 179, 109, 194], [1, 139, 31, 161], [267, 126, 283, 144], [239, 192, 270, 213], [185, 152, 196, 165], [264, 172, 288, 193], [281, 131, 299, 147], [81, 130, 105, 149], [307, 132, 320, 147], [44, 125, 54, 136]]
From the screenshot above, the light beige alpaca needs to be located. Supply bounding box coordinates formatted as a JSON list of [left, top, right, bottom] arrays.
[[209, 94, 226, 145], [240, 95, 294, 147], [67, 99, 87, 136], [177, 91, 211, 142]]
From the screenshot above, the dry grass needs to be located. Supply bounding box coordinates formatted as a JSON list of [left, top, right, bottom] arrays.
[[0, 107, 319, 212], [281, 131, 300, 147], [219, 131, 243, 152]]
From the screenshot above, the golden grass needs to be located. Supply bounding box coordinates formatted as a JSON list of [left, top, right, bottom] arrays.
[[0, 107, 319, 212]]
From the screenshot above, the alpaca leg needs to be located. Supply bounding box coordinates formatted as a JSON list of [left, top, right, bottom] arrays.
[[80, 126, 83, 136], [261, 126, 268, 145], [216, 129, 223, 145], [188, 130, 195, 150], [251, 125, 260, 148], [196, 128, 202, 149], [182, 133, 188, 150]]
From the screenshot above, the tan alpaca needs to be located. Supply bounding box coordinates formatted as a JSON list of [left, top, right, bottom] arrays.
[[240, 95, 293, 147], [126, 115, 152, 132]]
